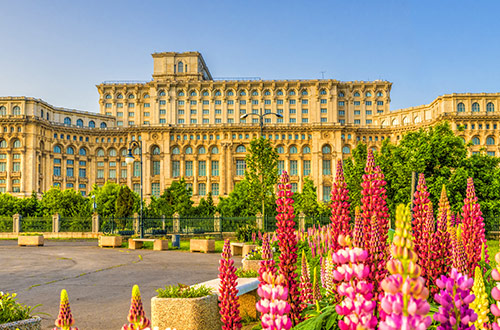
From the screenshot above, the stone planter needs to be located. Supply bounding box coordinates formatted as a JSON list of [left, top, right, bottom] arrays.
[[18, 235, 44, 247], [190, 239, 215, 253], [99, 235, 123, 248], [242, 259, 261, 272], [242, 244, 258, 257], [151, 294, 222, 330], [0, 316, 42, 330], [154, 239, 169, 251], [128, 239, 143, 249]]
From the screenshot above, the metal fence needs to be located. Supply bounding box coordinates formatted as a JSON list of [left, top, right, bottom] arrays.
[[143, 217, 173, 236], [60, 217, 92, 232], [21, 217, 52, 232], [222, 216, 257, 232], [100, 217, 135, 235], [179, 216, 214, 234], [0, 217, 12, 232]]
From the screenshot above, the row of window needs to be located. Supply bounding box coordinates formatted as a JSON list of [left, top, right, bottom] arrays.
[[0, 106, 22, 116], [457, 102, 495, 113], [338, 101, 384, 106], [62, 117, 108, 128], [470, 136, 497, 145], [0, 139, 21, 148], [460, 123, 498, 130], [172, 160, 220, 177]]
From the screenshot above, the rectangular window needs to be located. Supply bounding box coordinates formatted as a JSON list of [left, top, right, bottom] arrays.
[[211, 160, 219, 176], [236, 160, 246, 176], [117, 112, 123, 117], [291, 183, 298, 192], [321, 117, 327, 122], [54, 166, 61, 176], [198, 183, 206, 196], [227, 109, 234, 114], [487, 151, 496, 156], [354, 119, 361, 124], [264, 100, 271, 105], [153, 161, 160, 175], [366, 110, 372, 115], [144, 112, 150, 117], [202, 119, 209, 124], [211, 183, 219, 196], [117, 103, 123, 108], [128, 112, 135, 117], [215, 100, 222, 105], [121, 169, 127, 178], [109, 169, 116, 178], [277, 100, 283, 105], [159, 119, 166, 124], [172, 161, 180, 177], [190, 119, 197, 124], [302, 118, 308, 123], [365, 101, 372, 106], [322, 159, 331, 175], [79, 168, 86, 178], [190, 109, 197, 115], [302, 99, 308, 104], [178, 100, 185, 105], [152, 183, 160, 198], [190, 100, 197, 105], [290, 160, 298, 175], [320, 99, 327, 104], [202, 100, 209, 105], [289, 100, 296, 105], [278, 160, 285, 174], [215, 118, 221, 124], [354, 110, 360, 115], [339, 119, 345, 124], [202, 109, 209, 115], [128, 103, 135, 108], [227, 100, 234, 105], [105, 103, 112, 108], [97, 161, 104, 167], [303, 160, 311, 176], [366, 119, 373, 124], [354, 101, 360, 106], [159, 100, 166, 105], [289, 118, 296, 123], [302, 109, 308, 114], [377, 110, 384, 114], [133, 162, 140, 177], [377, 101, 384, 106], [0, 162, 5, 172], [144, 103, 150, 108], [323, 186, 331, 202], [338, 101, 345, 106], [178, 109, 184, 115], [159, 109, 166, 115], [228, 118, 234, 123], [215, 109, 222, 114], [67, 168, 74, 177], [133, 184, 140, 194], [338, 110, 345, 116], [240, 100, 246, 105], [198, 161, 206, 176], [321, 108, 327, 113], [185, 161, 193, 176], [97, 169, 104, 178], [12, 162, 20, 172]]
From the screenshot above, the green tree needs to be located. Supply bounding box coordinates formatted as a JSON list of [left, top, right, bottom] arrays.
[[343, 143, 367, 214], [218, 179, 260, 217], [244, 137, 279, 218], [194, 193, 216, 216], [89, 182, 121, 218], [40, 187, 91, 217], [115, 185, 137, 219], [294, 177, 321, 216], [146, 179, 194, 217]]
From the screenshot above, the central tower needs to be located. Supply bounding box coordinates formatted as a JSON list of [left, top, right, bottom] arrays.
[[152, 51, 212, 82]]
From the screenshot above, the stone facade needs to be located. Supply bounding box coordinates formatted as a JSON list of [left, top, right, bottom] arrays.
[[0, 51, 498, 202]]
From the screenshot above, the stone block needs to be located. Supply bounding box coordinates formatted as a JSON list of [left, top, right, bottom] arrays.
[[99, 236, 122, 248], [128, 239, 143, 250], [242, 259, 261, 272], [190, 239, 215, 253], [0, 316, 42, 330], [154, 239, 169, 251], [18, 235, 44, 247], [230, 242, 244, 256]]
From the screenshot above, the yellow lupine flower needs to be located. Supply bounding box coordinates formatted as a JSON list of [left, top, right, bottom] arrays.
[[470, 266, 489, 329]]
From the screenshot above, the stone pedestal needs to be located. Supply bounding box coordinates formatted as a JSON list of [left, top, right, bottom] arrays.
[[190, 239, 215, 253], [154, 240, 169, 251]]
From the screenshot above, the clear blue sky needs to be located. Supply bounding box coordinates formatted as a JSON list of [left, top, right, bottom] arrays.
[[1, 0, 499, 112]]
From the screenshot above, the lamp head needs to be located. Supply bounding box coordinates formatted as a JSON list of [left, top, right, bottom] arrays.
[[240, 114, 249, 119], [125, 148, 135, 164]]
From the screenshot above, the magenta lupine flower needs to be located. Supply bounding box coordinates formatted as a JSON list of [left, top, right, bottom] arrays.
[[332, 236, 377, 330], [299, 250, 313, 307], [330, 160, 351, 252], [53, 289, 79, 330], [219, 239, 242, 330], [122, 285, 151, 330], [461, 177, 489, 276], [276, 171, 302, 324], [412, 174, 432, 262], [259, 233, 276, 285], [352, 207, 363, 249], [256, 272, 293, 330], [379, 204, 432, 330], [491, 253, 500, 330], [428, 209, 451, 296], [368, 214, 387, 301], [433, 268, 477, 330]]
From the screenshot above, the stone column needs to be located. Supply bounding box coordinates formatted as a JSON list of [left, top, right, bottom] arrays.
[[13, 214, 21, 233], [173, 212, 180, 234], [214, 212, 222, 233], [256, 212, 263, 231], [161, 215, 166, 231], [92, 212, 100, 233], [52, 213, 61, 233], [133, 212, 139, 235], [298, 212, 306, 232]]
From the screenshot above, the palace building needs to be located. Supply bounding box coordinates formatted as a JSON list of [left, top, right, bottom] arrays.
[[0, 51, 499, 202]]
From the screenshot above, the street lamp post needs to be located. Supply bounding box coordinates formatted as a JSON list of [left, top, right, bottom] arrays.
[[125, 140, 144, 239], [240, 107, 283, 137]]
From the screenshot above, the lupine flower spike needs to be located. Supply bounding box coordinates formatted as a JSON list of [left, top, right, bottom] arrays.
[[490, 252, 500, 330], [219, 239, 242, 330], [352, 207, 363, 249], [276, 171, 302, 324], [122, 285, 151, 330], [433, 268, 477, 330], [299, 250, 313, 307], [312, 267, 322, 304], [53, 289, 78, 330], [333, 235, 377, 330], [379, 204, 432, 330], [428, 209, 451, 296], [368, 214, 387, 301], [330, 160, 351, 252], [256, 272, 292, 330], [470, 266, 489, 329], [259, 233, 277, 286], [461, 177, 489, 276]]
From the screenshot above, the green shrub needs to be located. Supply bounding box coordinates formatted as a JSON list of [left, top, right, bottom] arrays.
[[18, 233, 43, 236], [235, 224, 259, 242], [235, 268, 259, 278], [0, 292, 37, 323], [156, 284, 213, 298]]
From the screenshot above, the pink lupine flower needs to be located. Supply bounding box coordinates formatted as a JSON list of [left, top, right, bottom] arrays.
[[299, 250, 313, 307], [122, 285, 150, 330], [491, 252, 500, 330], [352, 207, 363, 249], [330, 160, 351, 252], [53, 289, 79, 330], [256, 272, 293, 330], [219, 239, 242, 330]]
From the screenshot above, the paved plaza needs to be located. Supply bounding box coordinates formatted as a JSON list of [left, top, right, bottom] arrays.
[[0, 239, 238, 329]]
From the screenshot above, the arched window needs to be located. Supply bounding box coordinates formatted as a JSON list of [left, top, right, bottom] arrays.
[[403, 117, 410, 125], [457, 102, 465, 112], [0, 140, 7, 148], [144, 94, 150, 98], [343, 146, 351, 154], [198, 146, 206, 154], [159, 91, 166, 97], [76, 119, 84, 127], [301, 89, 308, 96], [172, 147, 180, 155], [381, 120, 388, 127], [185, 147, 193, 154], [472, 137, 480, 145], [277, 90, 283, 96], [97, 148, 105, 157], [128, 94, 135, 99], [66, 146, 74, 155], [289, 90, 296, 96], [64, 117, 71, 125], [414, 116, 422, 124], [487, 136, 495, 145], [302, 146, 310, 154], [227, 90, 234, 96], [54, 145, 61, 153], [89, 120, 95, 128], [190, 90, 197, 97], [322, 145, 331, 154], [0, 106, 5, 116], [365, 92, 372, 97], [376, 91, 384, 97], [211, 146, 219, 154], [152, 146, 161, 155], [354, 92, 360, 97], [487, 102, 495, 112], [178, 61, 184, 73], [215, 90, 222, 96], [239, 90, 246, 96], [338, 92, 345, 97], [252, 90, 259, 96], [120, 148, 127, 157], [202, 90, 209, 96], [105, 94, 111, 99], [320, 89, 327, 95], [264, 90, 271, 96], [109, 148, 117, 157], [178, 91, 185, 97], [12, 139, 21, 148], [12, 106, 21, 115], [392, 118, 399, 125], [79, 148, 87, 156], [277, 146, 284, 154], [472, 102, 480, 112], [100, 122, 107, 128], [117, 94, 123, 99], [289, 146, 298, 154], [236, 145, 246, 153]]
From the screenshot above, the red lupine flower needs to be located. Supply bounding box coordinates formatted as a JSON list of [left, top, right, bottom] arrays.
[[219, 239, 242, 330], [330, 160, 351, 252]]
